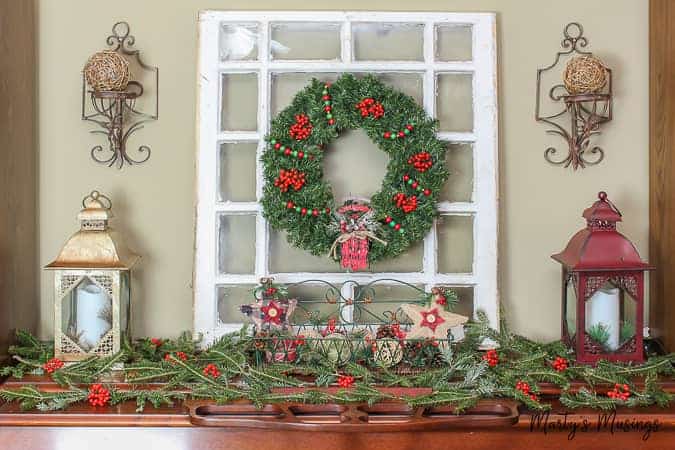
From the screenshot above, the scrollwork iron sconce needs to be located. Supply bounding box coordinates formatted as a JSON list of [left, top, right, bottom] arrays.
[[535, 23, 612, 170], [81, 22, 159, 169]]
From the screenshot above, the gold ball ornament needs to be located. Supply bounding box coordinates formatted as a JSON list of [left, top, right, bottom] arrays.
[[563, 55, 608, 95], [372, 339, 403, 368], [84, 50, 130, 92]]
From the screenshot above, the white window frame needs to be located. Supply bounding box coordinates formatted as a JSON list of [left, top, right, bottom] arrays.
[[195, 11, 498, 344]]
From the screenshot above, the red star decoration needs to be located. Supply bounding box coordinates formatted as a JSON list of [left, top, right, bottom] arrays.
[[261, 301, 283, 325], [419, 308, 445, 332]]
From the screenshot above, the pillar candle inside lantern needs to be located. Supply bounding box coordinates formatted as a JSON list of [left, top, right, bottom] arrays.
[[75, 281, 111, 351], [585, 286, 620, 351]]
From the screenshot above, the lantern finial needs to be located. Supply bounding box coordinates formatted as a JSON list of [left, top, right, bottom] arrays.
[[598, 191, 607, 201]]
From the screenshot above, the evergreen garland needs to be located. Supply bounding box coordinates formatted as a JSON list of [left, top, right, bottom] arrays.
[[1, 316, 673, 413], [261, 73, 448, 264]]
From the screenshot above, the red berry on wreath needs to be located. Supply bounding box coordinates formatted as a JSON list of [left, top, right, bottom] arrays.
[[287, 201, 294, 209], [284, 148, 291, 156], [312, 209, 319, 216], [406, 124, 414, 131], [297, 151, 304, 159], [385, 216, 392, 223], [384, 131, 391, 139], [274, 143, 281, 150], [150, 338, 162, 347], [325, 208, 331, 214], [411, 182, 418, 189], [322, 95, 330, 101], [394, 223, 401, 231], [403, 174, 410, 182], [398, 131, 405, 138], [289, 114, 313, 140], [301, 208, 307, 216], [423, 189, 431, 196], [328, 119, 335, 125]]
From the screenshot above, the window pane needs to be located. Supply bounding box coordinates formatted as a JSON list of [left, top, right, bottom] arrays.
[[437, 73, 473, 132], [218, 142, 257, 202], [437, 215, 473, 273], [368, 240, 423, 272], [369, 72, 423, 105], [217, 285, 256, 324], [354, 283, 424, 325], [440, 143, 473, 202], [353, 23, 423, 61], [221, 73, 258, 131], [271, 23, 341, 60], [271, 72, 339, 115], [323, 129, 388, 203], [286, 283, 340, 325], [220, 23, 259, 61], [445, 286, 474, 318], [218, 215, 256, 274], [436, 25, 472, 61], [270, 229, 338, 273]]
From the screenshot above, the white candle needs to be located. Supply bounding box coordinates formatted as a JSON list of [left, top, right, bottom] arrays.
[[76, 281, 111, 351], [585, 286, 620, 351]]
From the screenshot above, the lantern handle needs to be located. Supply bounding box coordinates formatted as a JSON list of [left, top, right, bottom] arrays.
[[598, 191, 622, 217], [82, 190, 112, 210]]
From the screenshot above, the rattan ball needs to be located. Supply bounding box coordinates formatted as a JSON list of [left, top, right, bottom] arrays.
[[84, 50, 130, 92], [563, 55, 608, 95]]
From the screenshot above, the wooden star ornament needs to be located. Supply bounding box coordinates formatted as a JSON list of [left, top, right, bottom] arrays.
[[240, 298, 297, 331], [400, 303, 469, 340]]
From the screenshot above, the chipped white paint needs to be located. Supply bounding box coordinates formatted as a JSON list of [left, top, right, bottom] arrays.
[[195, 11, 499, 344]]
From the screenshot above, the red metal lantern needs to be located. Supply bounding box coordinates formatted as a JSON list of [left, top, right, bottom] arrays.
[[552, 191, 653, 364]]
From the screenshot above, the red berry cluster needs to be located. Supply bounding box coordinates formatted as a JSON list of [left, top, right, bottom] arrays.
[[337, 374, 355, 388], [393, 193, 418, 213], [87, 384, 111, 407], [322, 84, 335, 126], [164, 351, 188, 363], [150, 338, 162, 347], [383, 124, 414, 140], [289, 114, 313, 140], [607, 383, 630, 401], [483, 349, 499, 367], [203, 363, 221, 378], [402, 175, 432, 196], [43, 358, 64, 374], [408, 152, 433, 172], [383, 215, 404, 233], [515, 381, 538, 402], [552, 356, 568, 372], [264, 287, 278, 297], [355, 98, 384, 119], [391, 323, 407, 340], [274, 168, 306, 192], [294, 334, 306, 346]]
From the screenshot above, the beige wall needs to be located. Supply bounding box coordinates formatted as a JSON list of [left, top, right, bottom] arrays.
[[37, 0, 649, 341]]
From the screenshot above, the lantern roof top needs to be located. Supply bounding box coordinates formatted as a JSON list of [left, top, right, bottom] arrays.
[[552, 191, 653, 271], [45, 191, 139, 270]]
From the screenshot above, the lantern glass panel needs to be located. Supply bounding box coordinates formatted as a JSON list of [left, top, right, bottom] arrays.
[[564, 275, 577, 341], [618, 284, 637, 352], [120, 271, 131, 335], [61, 277, 112, 352]]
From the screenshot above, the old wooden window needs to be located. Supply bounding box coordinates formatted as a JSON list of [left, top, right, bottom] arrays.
[[195, 11, 498, 343]]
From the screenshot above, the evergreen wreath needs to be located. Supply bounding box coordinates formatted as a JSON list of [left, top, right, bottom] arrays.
[[261, 74, 448, 269]]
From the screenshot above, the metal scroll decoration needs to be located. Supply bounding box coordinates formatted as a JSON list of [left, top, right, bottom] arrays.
[[81, 22, 159, 169], [535, 23, 613, 170]]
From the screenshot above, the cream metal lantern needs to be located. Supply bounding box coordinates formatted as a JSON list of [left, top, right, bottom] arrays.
[[45, 190, 139, 361]]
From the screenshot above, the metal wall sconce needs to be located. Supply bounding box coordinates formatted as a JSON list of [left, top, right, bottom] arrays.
[[81, 22, 159, 169], [535, 23, 612, 170]]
